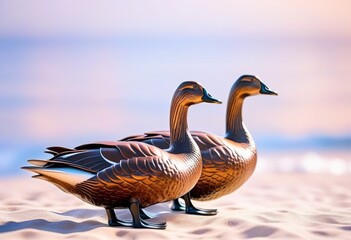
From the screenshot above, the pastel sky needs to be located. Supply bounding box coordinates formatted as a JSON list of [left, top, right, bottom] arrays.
[[1, 0, 351, 149]]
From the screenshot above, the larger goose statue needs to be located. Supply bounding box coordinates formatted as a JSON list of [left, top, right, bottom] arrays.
[[22, 81, 221, 229], [122, 75, 277, 215]]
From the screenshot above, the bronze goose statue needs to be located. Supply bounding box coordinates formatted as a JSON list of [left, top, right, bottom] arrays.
[[121, 75, 277, 215], [22, 81, 221, 229]]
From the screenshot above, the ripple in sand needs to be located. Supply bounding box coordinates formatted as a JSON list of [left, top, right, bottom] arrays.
[[190, 228, 212, 235], [243, 225, 278, 238], [340, 226, 351, 231], [115, 230, 129, 237]]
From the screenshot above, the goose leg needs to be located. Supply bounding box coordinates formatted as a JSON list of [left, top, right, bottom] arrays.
[[105, 208, 132, 227], [129, 199, 167, 229], [182, 193, 218, 216], [171, 198, 185, 211]]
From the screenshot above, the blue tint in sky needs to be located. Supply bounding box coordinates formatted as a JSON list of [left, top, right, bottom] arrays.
[[1, 1, 351, 176]]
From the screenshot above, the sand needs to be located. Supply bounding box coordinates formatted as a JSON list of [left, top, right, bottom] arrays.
[[0, 173, 350, 240]]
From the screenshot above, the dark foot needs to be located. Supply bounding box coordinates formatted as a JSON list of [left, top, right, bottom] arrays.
[[129, 199, 166, 229], [171, 198, 185, 211], [185, 205, 218, 215], [183, 193, 218, 216], [135, 219, 167, 229], [105, 208, 133, 227], [140, 208, 157, 220], [108, 219, 133, 227]]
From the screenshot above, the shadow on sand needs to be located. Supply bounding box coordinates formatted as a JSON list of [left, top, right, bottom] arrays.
[[0, 204, 173, 234], [0, 219, 106, 234]]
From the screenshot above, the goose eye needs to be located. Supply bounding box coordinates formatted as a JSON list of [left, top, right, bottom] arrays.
[[193, 85, 199, 90]]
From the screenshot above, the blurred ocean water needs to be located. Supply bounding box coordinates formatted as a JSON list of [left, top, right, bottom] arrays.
[[2, 147, 351, 177], [257, 150, 351, 175]]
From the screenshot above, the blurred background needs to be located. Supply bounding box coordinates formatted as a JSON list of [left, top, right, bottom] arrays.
[[1, 0, 350, 177]]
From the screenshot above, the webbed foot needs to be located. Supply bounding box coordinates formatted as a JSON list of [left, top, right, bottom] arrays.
[[129, 199, 166, 229], [108, 219, 133, 227], [105, 208, 133, 227], [140, 208, 157, 220], [134, 219, 167, 229], [185, 205, 218, 215], [178, 193, 218, 216]]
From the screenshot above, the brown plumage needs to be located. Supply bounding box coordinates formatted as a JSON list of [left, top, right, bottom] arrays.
[[122, 75, 277, 214], [22, 81, 221, 229]]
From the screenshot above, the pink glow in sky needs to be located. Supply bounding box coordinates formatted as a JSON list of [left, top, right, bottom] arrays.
[[0, 0, 351, 146]]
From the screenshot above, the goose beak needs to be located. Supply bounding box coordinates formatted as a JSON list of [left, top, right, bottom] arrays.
[[202, 88, 222, 104], [260, 82, 278, 95]]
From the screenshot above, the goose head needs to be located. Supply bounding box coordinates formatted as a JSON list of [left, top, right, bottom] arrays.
[[233, 75, 278, 98], [174, 81, 222, 106]]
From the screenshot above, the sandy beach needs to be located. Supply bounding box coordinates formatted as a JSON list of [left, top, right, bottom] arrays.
[[2, 1, 351, 239], [0, 173, 350, 240]]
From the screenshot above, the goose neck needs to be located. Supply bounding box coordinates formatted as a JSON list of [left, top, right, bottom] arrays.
[[169, 96, 196, 153], [225, 89, 253, 144]]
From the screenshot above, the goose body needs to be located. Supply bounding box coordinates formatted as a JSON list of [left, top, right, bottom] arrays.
[[125, 130, 257, 201], [122, 75, 277, 214], [31, 142, 201, 208], [22, 81, 221, 229]]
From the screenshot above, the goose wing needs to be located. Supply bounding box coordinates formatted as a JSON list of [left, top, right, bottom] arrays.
[[177, 132, 235, 172], [200, 144, 236, 173], [121, 130, 224, 151], [120, 131, 171, 149], [75, 141, 165, 159], [25, 145, 173, 199], [33, 141, 170, 174], [73, 152, 175, 208], [92, 153, 171, 186], [120, 131, 232, 171]]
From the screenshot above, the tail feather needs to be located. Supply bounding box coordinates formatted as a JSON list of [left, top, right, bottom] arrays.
[[48, 150, 112, 173], [27, 158, 95, 173], [21, 166, 94, 187], [44, 150, 58, 156], [27, 159, 48, 167], [47, 146, 75, 155], [27, 149, 113, 174], [23, 146, 113, 190]]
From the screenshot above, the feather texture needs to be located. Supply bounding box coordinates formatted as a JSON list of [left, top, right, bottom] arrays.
[[22, 81, 218, 214], [119, 75, 278, 201]]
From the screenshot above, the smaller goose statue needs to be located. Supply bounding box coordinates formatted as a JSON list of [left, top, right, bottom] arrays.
[[122, 75, 277, 215], [22, 81, 221, 229]]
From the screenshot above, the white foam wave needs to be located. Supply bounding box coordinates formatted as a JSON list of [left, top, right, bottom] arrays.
[[257, 151, 351, 175]]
